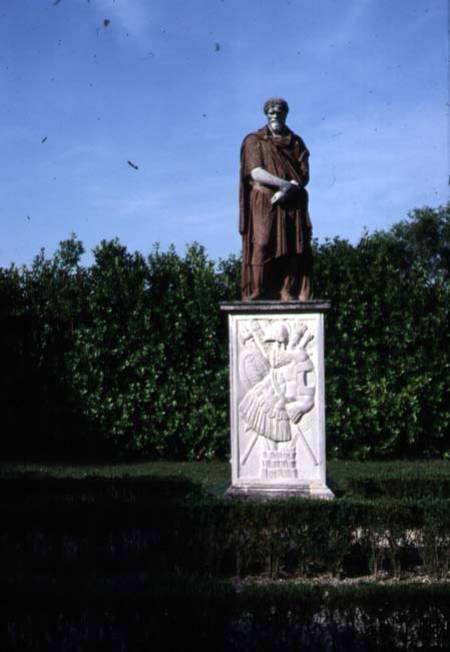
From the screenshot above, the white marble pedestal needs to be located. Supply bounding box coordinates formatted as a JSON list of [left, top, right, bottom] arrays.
[[220, 301, 334, 500]]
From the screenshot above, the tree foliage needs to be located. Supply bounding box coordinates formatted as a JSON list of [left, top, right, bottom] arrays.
[[314, 205, 450, 458], [0, 205, 448, 460]]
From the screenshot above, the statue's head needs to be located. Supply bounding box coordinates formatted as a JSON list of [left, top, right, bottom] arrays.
[[263, 97, 289, 134]]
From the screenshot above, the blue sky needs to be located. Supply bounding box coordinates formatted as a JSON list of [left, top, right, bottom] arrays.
[[0, 0, 448, 267]]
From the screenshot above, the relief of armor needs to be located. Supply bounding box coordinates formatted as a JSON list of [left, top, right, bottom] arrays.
[[238, 319, 318, 478]]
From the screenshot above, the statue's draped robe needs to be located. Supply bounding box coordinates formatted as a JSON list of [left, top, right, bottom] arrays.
[[239, 126, 312, 299]]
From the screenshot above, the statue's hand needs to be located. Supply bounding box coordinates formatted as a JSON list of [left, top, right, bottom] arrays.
[[271, 190, 285, 205], [271, 181, 300, 205]]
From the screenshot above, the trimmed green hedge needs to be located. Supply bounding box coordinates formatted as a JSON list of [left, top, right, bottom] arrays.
[[2, 481, 450, 580], [328, 461, 450, 499], [0, 204, 448, 459], [0, 474, 203, 504], [3, 577, 450, 650], [346, 476, 450, 499], [328, 459, 450, 498], [3, 474, 450, 647]]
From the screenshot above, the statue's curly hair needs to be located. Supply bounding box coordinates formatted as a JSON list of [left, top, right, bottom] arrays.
[[263, 97, 289, 115]]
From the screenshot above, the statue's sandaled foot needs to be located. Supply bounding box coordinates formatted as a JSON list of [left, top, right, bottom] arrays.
[[248, 289, 264, 300], [280, 291, 296, 301]]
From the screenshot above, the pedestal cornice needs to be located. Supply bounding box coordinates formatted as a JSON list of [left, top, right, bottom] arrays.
[[220, 300, 331, 314]]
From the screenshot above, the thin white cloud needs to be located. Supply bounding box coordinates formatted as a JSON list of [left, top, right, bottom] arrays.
[[93, 0, 151, 43], [91, 192, 164, 217], [0, 124, 35, 147], [312, 0, 372, 52], [310, 97, 447, 240]]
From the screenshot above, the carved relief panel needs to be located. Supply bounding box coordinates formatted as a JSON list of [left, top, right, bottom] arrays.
[[229, 313, 326, 487]]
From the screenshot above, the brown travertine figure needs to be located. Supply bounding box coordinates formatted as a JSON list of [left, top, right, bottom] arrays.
[[239, 98, 313, 301]]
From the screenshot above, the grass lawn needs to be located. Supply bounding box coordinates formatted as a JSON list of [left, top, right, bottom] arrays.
[[0, 459, 231, 495], [2, 458, 450, 497]]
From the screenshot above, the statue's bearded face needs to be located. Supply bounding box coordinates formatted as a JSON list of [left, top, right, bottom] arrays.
[[266, 104, 287, 134]]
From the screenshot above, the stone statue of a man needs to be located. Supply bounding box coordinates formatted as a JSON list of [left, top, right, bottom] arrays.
[[239, 98, 313, 301]]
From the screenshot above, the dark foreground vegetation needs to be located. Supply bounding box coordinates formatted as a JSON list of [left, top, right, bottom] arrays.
[[4, 468, 450, 580], [1, 204, 449, 461], [4, 578, 450, 650], [3, 461, 450, 649]]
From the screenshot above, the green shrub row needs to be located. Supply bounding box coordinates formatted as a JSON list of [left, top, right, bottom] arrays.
[[0, 474, 203, 504], [0, 204, 448, 459], [328, 459, 450, 496], [3, 576, 450, 650], [7, 467, 450, 503], [345, 475, 450, 499], [3, 494, 450, 579]]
